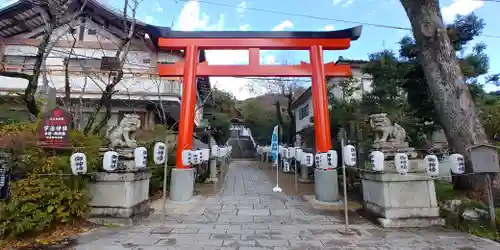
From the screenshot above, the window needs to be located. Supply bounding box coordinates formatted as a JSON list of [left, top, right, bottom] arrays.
[[87, 29, 97, 35], [142, 58, 151, 64], [298, 104, 310, 120]]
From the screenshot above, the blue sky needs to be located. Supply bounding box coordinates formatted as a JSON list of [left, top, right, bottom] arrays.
[[1, 0, 498, 99]]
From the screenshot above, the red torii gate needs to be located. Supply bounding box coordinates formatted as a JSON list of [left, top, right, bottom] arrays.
[[153, 26, 363, 168]]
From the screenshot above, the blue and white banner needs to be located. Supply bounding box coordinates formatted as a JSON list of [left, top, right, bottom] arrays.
[[271, 125, 279, 162]]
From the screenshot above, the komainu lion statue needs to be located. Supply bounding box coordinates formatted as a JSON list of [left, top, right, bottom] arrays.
[[369, 113, 406, 145], [106, 114, 141, 149]]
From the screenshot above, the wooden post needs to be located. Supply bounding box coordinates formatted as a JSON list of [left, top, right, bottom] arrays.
[[485, 174, 496, 229]]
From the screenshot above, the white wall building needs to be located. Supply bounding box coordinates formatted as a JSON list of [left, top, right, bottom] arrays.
[[0, 0, 209, 129], [292, 59, 373, 147]]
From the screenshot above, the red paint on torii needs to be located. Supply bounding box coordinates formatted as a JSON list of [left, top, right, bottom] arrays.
[[153, 26, 363, 168]]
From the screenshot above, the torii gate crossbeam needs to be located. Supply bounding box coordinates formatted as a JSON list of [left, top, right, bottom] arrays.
[[152, 26, 363, 169]]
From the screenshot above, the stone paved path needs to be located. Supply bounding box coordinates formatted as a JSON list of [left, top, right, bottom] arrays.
[[75, 160, 500, 250]]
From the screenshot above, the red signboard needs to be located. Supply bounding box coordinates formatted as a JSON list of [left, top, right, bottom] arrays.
[[39, 107, 71, 148]]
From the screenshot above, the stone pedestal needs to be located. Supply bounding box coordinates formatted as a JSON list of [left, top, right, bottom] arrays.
[[89, 170, 151, 218], [299, 164, 313, 183], [362, 172, 444, 228], [170, 168, 196, 203], [205, 159, 219, 184], [314, 169, 339, 202]]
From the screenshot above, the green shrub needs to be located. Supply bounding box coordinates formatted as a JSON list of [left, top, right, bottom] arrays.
[[0, 121, 102, 239], [435, 181, 462, 203]]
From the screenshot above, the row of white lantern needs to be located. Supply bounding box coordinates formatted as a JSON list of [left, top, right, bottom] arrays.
[[369, 151, 465, 176], [180, 145, 233, 166], [70, 142, 169, 175], [256, 145, 357, 170], [257, 145, 466, 176]]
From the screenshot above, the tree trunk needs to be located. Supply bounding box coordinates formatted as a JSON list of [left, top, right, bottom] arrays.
[[63, 34, 77, 111], [23, 16, 57, 117], [399, 0, 493, 193]]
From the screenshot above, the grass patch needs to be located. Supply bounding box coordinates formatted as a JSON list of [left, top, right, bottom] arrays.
[[435, 181, 462, 202], [435, 181, 500, 242]]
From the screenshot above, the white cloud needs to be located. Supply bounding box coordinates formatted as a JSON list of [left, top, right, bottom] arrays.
[[204, 14, 225, 31], [144, 16, 156, 24], [322, 25, 335, 31], [333, 0, 355, 8], [0, 0, 18, 8], [176, 0, 254, 100], [239, 24, 251, 31], [271, 20, 293, 31], [342, 0, 354, 7], [236, 1, 247, 17], [154, 1, 163, 12], [176, 1, 224, 31], [177, 1, 202, 31], [442, 0, 484, 24]]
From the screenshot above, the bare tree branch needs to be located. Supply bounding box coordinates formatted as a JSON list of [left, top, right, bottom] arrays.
[[0, 0, 89, 117], [84, 0, 141, 135]]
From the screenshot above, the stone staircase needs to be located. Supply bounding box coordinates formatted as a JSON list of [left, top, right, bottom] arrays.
[[227, 137, 256, 159]]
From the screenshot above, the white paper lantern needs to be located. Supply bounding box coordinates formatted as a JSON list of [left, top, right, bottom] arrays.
[[181, 150, 193, 166], [201, 149, 210, 162], [343, 144, 357, 167], [424, 154, 439, 176], [370, 151, 384, 172], [296, 148, 303, 163], [284, 161, 290, 172], [134, 147, 148, 168], [216, 147, 222, 158], [283, 148, 289, 159], [287, 147, 295, 159], [394, 152, 409, 175], [450, 153, 465, 174], [314, 153, 323, 169], [211, 145, 219, 157], [326, 150, 338, 169], [103, 151, 119, 172], [70, 152, 87, 175], [153, 142, 167, 165], [198, 150, 204, 163], [304, 153, 314, 167], [191, 150, 202, 165]]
